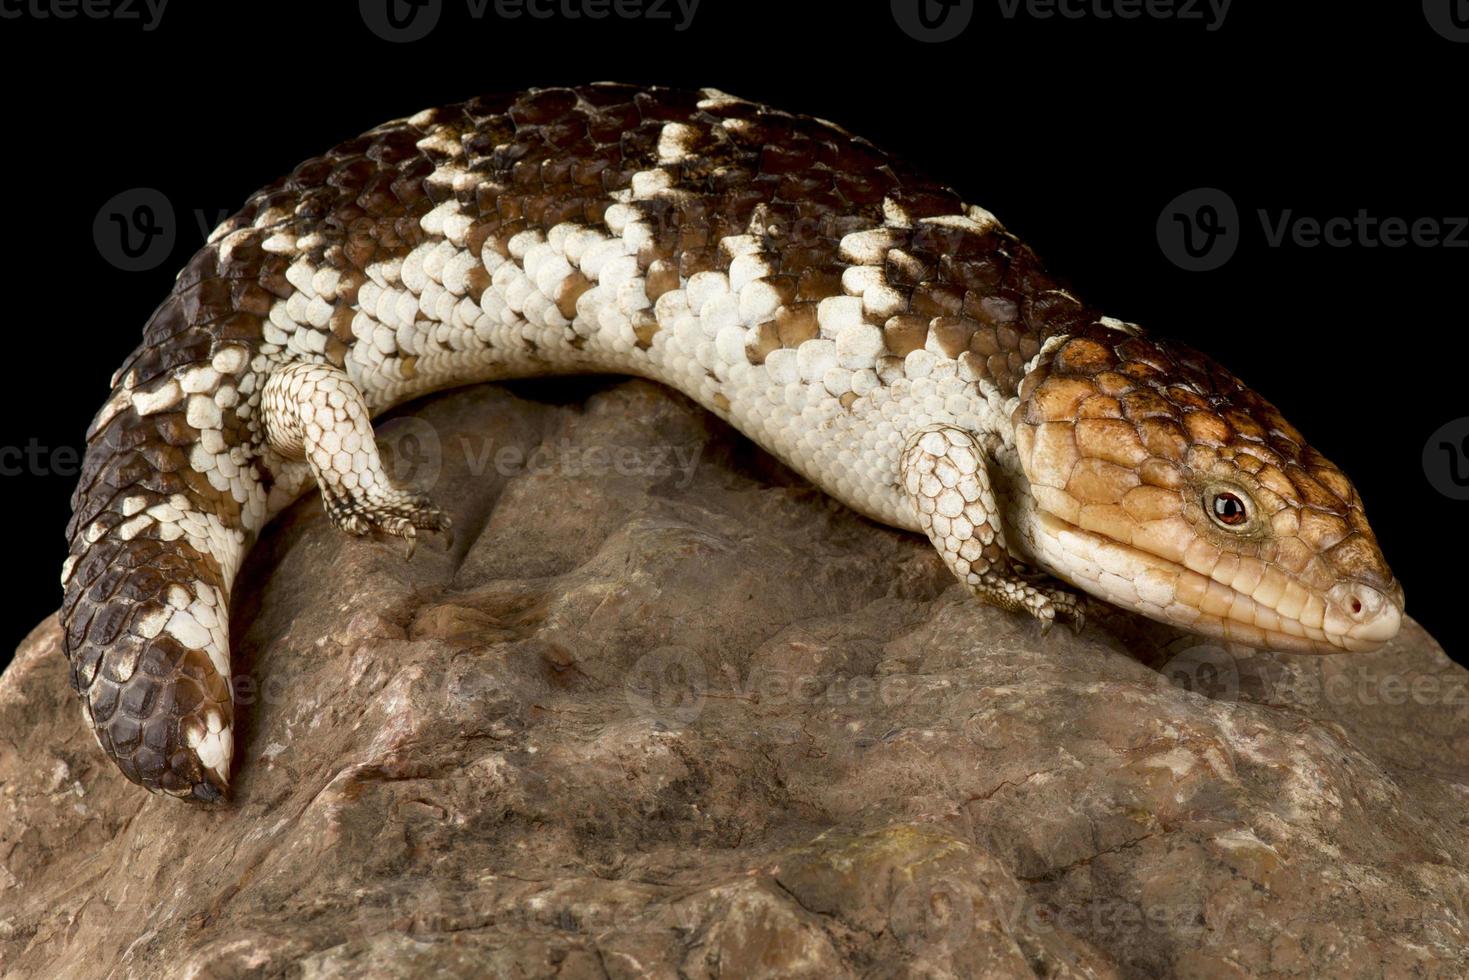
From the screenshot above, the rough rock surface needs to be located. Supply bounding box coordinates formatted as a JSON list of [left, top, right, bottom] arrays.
[[1, 379, 1466, 979]]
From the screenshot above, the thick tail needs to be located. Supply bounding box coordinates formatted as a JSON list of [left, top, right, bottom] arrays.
[[60, 362, 256, 802]]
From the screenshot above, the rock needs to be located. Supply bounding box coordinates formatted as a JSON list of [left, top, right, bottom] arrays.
[[1, 378, 1466, 978]]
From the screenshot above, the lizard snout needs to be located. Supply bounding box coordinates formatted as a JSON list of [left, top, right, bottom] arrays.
[[1324, 578, 1404, 650]]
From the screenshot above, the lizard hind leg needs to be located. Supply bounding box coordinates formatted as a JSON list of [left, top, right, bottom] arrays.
[[899, 425, 1086, 633], [261, 362, 451, 556]]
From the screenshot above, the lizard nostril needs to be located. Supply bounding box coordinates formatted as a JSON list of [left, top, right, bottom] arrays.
[[1324, 581, 1402, 644]]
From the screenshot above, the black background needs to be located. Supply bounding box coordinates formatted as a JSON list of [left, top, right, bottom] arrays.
[[0, 0, 1462, 669]]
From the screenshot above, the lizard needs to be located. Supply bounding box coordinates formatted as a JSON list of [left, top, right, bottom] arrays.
[[60, 84, 1404, 803]]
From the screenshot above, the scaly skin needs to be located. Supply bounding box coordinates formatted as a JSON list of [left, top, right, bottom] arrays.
[[60, 85, 1403, 803]]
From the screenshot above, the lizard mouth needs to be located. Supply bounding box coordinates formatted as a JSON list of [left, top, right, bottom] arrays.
[[1031, 511, 1403, 654]]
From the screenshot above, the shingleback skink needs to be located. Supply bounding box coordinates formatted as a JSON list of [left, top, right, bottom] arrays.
[[60, 85, 1404, 803]]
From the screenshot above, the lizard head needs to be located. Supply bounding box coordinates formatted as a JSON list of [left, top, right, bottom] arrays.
[[1011, 324, 1403, 653]]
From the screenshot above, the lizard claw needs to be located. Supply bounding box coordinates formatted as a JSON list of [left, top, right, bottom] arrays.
[[1052, 591, 1087, 635], [1030, 589, 1085, 639], [1068, 606, 1087, 636]]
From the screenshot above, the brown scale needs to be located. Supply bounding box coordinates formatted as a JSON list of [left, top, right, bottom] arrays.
[[1016, 324, 1395, 592], [63, 85, 1112, 800]]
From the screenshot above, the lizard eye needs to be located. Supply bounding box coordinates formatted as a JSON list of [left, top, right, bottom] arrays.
[[1209, 491, 1250, 529]]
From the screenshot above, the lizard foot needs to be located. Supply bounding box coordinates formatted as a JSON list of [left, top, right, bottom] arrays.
[[262, 361, 452, 560], [900, 424, 1087, 637]]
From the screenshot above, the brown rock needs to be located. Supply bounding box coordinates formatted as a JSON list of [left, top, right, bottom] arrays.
[[1, 379, 1465, 978]]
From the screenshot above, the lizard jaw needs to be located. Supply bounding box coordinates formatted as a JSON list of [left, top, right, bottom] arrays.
[[1028, 511, 1403, 654]]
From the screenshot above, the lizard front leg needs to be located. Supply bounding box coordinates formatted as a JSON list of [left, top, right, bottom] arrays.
[[900, 425, 1085, 633], [261, 362, 451, 555]]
